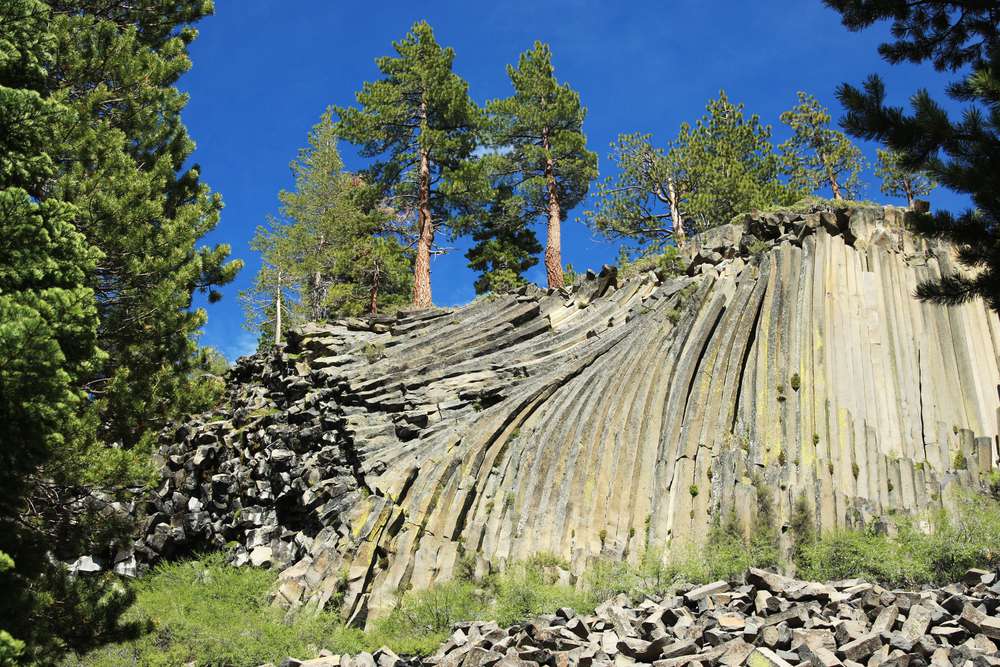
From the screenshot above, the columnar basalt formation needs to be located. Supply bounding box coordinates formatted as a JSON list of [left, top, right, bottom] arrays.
[[135, 203, 1000, 626]]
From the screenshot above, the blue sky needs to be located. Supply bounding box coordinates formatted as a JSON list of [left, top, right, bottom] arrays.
[[183, 0, 968, 361]]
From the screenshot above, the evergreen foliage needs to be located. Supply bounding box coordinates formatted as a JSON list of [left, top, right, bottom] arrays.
[[0, 1, 235, 660], [484, 41, 597, 289], [875, 149, 936, 207], [243, 112, 411, 344], [825, 0, 1000, 311], [45, 0, 241, 450], [465, 185, 542, 294], [334, 21, 480, 308], [779, 91, 867, 200], [585, 133, 689, 251], [591, 92, 802, 245]]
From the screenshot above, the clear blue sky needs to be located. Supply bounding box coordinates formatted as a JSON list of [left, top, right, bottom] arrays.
[[183, 0, 968, 361]]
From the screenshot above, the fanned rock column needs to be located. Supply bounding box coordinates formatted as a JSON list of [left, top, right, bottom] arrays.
[[132, 203, 1000, 626]]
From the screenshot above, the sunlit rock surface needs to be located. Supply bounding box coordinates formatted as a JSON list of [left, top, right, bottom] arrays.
[[138, 203, 1000, 625]]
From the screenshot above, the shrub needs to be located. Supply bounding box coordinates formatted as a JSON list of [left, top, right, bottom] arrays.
[[789, 493, 815, 566], [563, 263, 578, 286], [363, 341, 385, 364], [790, 373, 801, 391], [492, 561, 591, 627], [987, 471, 1000, 500], [798, 493, 1000, 586], [689, 484, 699, 498], [377, 579, 484, 643], [953, 450, 968, 470]]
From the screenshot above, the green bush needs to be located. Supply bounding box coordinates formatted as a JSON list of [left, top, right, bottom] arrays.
[[371, 580, 484, 655], [986, 471, 1000, 500], [493, 562, 590, 627], [798, 494, 1000, 586], [789, 493, 815, 566]]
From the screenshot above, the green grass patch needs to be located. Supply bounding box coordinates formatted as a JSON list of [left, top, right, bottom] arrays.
[[64, 553, 365, 667], [796, 493, 1000, 586], [68, 492, 1000, 666]]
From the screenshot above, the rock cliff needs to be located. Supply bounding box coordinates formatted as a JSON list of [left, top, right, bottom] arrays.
[[133, 202, 1000, 626]]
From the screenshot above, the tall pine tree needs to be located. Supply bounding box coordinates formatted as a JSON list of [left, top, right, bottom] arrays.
[[0, 1, 142, 660], [486, 42, 597, 290], [334, 21, 480, 308], [825, 0, 1000, 310], [0, 1, 237, 660], [45, 0, 242, 449]]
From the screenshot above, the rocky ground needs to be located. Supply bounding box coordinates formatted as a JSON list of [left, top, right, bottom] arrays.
[[268, 567, 1000, 667]]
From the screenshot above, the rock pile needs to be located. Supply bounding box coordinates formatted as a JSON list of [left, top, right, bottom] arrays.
[[272, 567, 1000, 667]]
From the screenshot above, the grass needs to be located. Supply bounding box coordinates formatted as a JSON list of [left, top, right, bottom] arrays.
[[69, 492, 1000, 666], [795, 492, 1000, 586], [63, 552, 364, 667]]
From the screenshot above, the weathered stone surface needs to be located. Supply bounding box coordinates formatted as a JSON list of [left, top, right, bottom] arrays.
[[132, 203, 1000, 627]]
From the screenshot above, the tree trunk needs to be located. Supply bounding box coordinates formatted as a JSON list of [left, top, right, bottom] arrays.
[[667, 176, 685, 249], [824, 158, 843, 200], [274, 271, 282, 346], [412, 145, 434, 308], [311, 270, 323, 320], [310, 234, 325, 320], [542, 129, 564, 290], [369, 259, 381, 317], [903, 178, 915, 208]]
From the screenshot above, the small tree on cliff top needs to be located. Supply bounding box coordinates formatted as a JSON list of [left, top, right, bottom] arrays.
[[875, 148, 935, 208], [243, 112, 411, 345], [486, 41, 597, 290], [585, 132, 689, 252], [780, 91, 867, 200], [466, 184, 542, 294], [334, 21, 479, 308], [674, 91, 801, 231]]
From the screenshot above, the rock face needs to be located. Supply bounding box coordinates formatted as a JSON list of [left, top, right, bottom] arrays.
[[134, 203, 1000, 625], [270, 566, 1000, 667]]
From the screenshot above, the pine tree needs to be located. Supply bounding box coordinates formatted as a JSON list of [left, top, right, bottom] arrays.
[[486, 42, 597, 289], [875, 148, 936, 207], [0, 1, 141, 659], [779, 91, 867, 200], [466, 185, 542, 294], [244, 112, 412, 345], [0, 2, 234, 659], [334, 21, 479, 308], [825, 0, 1000, 310], [42, 0, 242, 449], [672, 91, 801, 231], [585, 132, 688, 251]]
